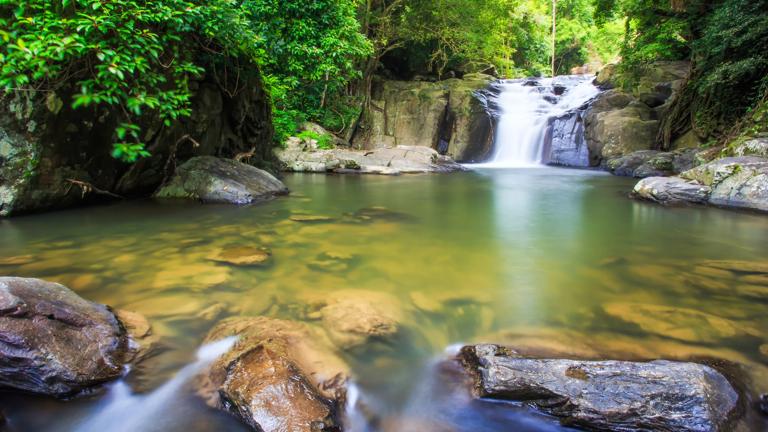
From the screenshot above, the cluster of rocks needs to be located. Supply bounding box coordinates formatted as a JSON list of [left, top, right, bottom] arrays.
[[2, 274, 761, 431], [275, 140, 466, 175], [584, 61, 691, 168], [633, 155, 768, 212]]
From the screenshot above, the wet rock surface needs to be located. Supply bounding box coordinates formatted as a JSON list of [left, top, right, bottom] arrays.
[[276, 144, 467, 175], [459, 344, 740, 432], [196, 316, 349, 432], [633, 156, 768, 212], [155, 156, 288, 204], [0, 277, 130, 396]]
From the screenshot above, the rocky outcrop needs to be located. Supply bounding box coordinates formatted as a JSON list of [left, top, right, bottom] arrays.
[[607, 148, 698, 178], [544, 109, 591, 167], [196, 317, 350, 432], [634, 156, 768, 212], [352, 74, 495, 162], [154, 156, 287, 204], [459, 344, 739, 432], [276, 142, 467, 175], [584, 61, 690, 167], [0, 69, 274, 217], [0, 277, 133, 396], [727, 137, 768, 158]]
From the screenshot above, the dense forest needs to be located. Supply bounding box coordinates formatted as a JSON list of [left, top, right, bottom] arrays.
[[1, 0, 766, 160]]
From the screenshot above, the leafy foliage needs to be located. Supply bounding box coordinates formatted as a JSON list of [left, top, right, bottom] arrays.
[[0, 0, 259, 161], [243, 0, 371, 142], [297, 129, 334, 150]]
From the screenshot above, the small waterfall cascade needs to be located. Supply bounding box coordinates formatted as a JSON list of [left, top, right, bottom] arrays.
[[483, 75, 599, 167], [72, 337, 237, 432]]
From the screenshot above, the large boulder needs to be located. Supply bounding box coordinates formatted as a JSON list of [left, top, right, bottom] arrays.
[[544, 110, 591, 167], [0, 71, 274, 217], [459, 344, 739, 432], [633, 176, 711, 205], [351, 75, 495, 162], [154, 156, 288, 204], [276, 143, 466, 175], [196, 317, 350, 432], [0, 277, 133, 396], [585, 100, 659, 163]]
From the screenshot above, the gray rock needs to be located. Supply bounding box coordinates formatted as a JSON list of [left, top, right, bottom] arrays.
[[276, 144, 466, 175], [0, 277, 130, 396], [633, 176, 711, 205], [459, 344, 739, 432], [544, 110, 591, 167], [155, 156, 288, 204], [730, 138, 768, 158], [681, 157, 768, 212], [606, 150, 661, 177]]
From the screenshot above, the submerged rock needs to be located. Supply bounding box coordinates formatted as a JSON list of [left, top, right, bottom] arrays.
[[307, 290, 402, 349], [0, 277, 131, 396], [208, 246, 272, 266], [155, 156, 288, 204], [459, 344, 739, 432], [196, 317, 349, 432], [603, 302, 761, 343]]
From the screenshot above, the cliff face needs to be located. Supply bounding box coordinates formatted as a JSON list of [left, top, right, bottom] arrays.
[[351, 74, 496, 163], [0, 71, 273, 217]]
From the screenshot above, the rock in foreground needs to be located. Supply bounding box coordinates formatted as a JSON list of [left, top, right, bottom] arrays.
[[155, 156, 288, 204], [196, 317, 350, 432], [276, 143, 467, 175], [0, 277, 131, 396], [459, 344, 739, 432]]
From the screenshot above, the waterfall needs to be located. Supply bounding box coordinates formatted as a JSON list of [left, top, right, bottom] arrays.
[[71, 337, 237, 432], [481, 75, 599, 167]]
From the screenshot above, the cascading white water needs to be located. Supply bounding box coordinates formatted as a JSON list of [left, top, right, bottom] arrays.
[[483, 75, 599, 167], [71, 337, 237, 432]]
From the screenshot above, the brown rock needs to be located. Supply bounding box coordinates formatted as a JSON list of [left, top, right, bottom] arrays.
[[209, 246, 272, 266], [197, 317, 350, 432], [311, 290, 402, 349]]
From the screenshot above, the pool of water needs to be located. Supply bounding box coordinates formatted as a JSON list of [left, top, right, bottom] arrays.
[[0, 167, 766, 431]]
